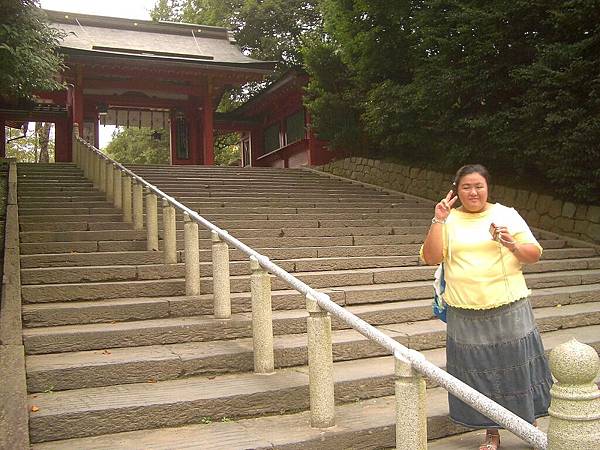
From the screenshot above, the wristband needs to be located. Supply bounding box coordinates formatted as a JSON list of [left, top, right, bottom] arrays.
[[431, 217, 446, 225]]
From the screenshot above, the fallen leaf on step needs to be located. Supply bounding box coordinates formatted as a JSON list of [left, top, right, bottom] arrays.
[[31, 406, 40, 412], [556, 304, 562, 307], [147, 379, 157, 383], [102, 350, 111, 355]]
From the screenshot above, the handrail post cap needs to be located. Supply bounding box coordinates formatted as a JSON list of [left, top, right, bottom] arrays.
[[306, 292, 324, 313], [249, 255, 268, 271], [549, 338, 600, 385]]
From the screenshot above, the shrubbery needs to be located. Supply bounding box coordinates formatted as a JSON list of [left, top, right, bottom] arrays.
[[303, 1, 600, 203]]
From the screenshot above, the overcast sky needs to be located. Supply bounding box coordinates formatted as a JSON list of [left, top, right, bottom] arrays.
[[40, 0, 159, 147], [40, 0, 157, 20]]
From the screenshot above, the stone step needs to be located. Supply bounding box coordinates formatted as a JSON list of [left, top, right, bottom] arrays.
[[18, 246, 597, 270], [25, 321, 600, 444], [20, 254, 422, 284], [19, 240, 150, 255], [18, 188, 97, 195], [20, 222, 134, 232], [19, 207, 121, 215], [22, 299, 600, 356], [19, 256, 600, 287], [18, 181, 93, 187], [19, 200, 117, 209], [24, 310, 600, 392], [20, 230, 148, 243], [21, 266, 434, 301], [18, 193, 108, 201], [18, 237, 424, 255], [19, 214, 131, 223], [24, 394, 425, 449], [21, 264, 600, 303], [21, 281, 600, 328], [18, 224, 428, 243]]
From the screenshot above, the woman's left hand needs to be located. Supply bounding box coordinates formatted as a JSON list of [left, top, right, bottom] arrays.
[[494, 226, 517, 250]]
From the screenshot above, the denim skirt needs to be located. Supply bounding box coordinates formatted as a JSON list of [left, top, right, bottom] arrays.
[[446, 298, 553, 429]]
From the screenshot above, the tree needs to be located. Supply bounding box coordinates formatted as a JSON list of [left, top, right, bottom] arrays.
[[104, 127, 170, 164], [5, 122, 55, 162], [303, 0, 600, 203], [0, 0, 64, 104], [214, 132, 241, 166], [151, 0, 322, 72]]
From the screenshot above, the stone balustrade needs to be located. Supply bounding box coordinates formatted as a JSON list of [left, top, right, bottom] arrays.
[[72, 132, 600, 449], [317, 157, 600, 245]]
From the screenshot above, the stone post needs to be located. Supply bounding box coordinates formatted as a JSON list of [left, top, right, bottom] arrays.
[[88, 147, 95, 183], [113, 170, 122, 209], [547, 339, 600, 450], [394, 353, 427, 450], [162, 199, 177, 264], [92, 152, 100, 188], [72, 124, 80, 166], [145, 189, 159, 251], [250, 256, 274, 374], [82, 146, 89, 178], [82, 146, 89, 179], [98, 157, 106, 193], [132, 180, 144, 230], [87, 146, 94, 182], [79, 141, 87, 178], [212, 230, 231, 319], [122, 175, 133, 223], [7, 161, 17, 205], [184, 213, 200, 296], [106, 162, 114, 201], [306, 293, 335, 428]]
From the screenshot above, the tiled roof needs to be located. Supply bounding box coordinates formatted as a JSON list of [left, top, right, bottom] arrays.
[[44, 9, 274, 70]]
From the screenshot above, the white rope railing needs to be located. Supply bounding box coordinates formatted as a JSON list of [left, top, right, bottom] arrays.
[[71, 129, 557, 449]]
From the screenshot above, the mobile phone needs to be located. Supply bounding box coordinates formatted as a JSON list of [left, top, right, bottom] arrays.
[[489, 223, 498, 240]]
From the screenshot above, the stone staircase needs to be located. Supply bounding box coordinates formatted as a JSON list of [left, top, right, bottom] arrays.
[[17, 162, 600, 449]]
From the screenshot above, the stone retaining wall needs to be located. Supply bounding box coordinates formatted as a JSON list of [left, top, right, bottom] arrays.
[[316, 157, 600, 244]]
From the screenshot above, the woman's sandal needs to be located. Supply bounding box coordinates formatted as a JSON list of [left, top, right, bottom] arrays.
[[479, 430, 500, 450]]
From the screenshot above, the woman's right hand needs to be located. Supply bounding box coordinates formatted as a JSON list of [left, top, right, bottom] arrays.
[[434, 190, 458, 222]]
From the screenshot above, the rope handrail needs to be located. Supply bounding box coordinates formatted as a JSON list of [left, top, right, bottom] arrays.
[[75, 136, 548, 449]]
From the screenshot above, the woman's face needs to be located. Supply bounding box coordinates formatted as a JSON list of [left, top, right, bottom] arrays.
[[457, 172, 488, 213]]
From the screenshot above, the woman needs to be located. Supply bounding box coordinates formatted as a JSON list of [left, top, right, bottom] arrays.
[[421, 164, 553, 450]]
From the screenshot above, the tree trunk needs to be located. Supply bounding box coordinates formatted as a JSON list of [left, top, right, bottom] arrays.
[[33, 121, 40, 163], [38, 122, 51, 163]]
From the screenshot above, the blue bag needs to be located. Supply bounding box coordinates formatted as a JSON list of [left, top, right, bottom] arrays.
[[432, 263, 447, 323]]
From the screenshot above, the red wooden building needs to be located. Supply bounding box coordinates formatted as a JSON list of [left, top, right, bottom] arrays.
[[1, 10, 339, 168], [216, 70, 338, 168]]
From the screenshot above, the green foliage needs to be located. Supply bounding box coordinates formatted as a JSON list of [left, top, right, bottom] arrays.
[[0, 0, 64, 103], [153, 0, 322, 70], [214, 133, 241, 166], [104, 127, 170, 165], [151, 0, 323, 107], [302, 36, 362, 150], [303, 0, 600, 203], [5, 123, 55, 162]]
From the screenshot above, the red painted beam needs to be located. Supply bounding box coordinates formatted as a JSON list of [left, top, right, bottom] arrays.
[[85, 78, 195, 96]]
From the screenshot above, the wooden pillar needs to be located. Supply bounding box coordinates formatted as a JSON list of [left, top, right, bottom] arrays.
[[169, 110, 177, 165], [54, 119, 71, 162], [202, 80, 214, 166], [73, 67, 84, 137], [251, 126, 263, 167], [187, 100, 201, 165], [0, 120, 5, 158], [93, 116, 100, 149]]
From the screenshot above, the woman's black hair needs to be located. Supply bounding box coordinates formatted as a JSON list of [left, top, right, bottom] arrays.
[[453, 164, 491, 187]]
